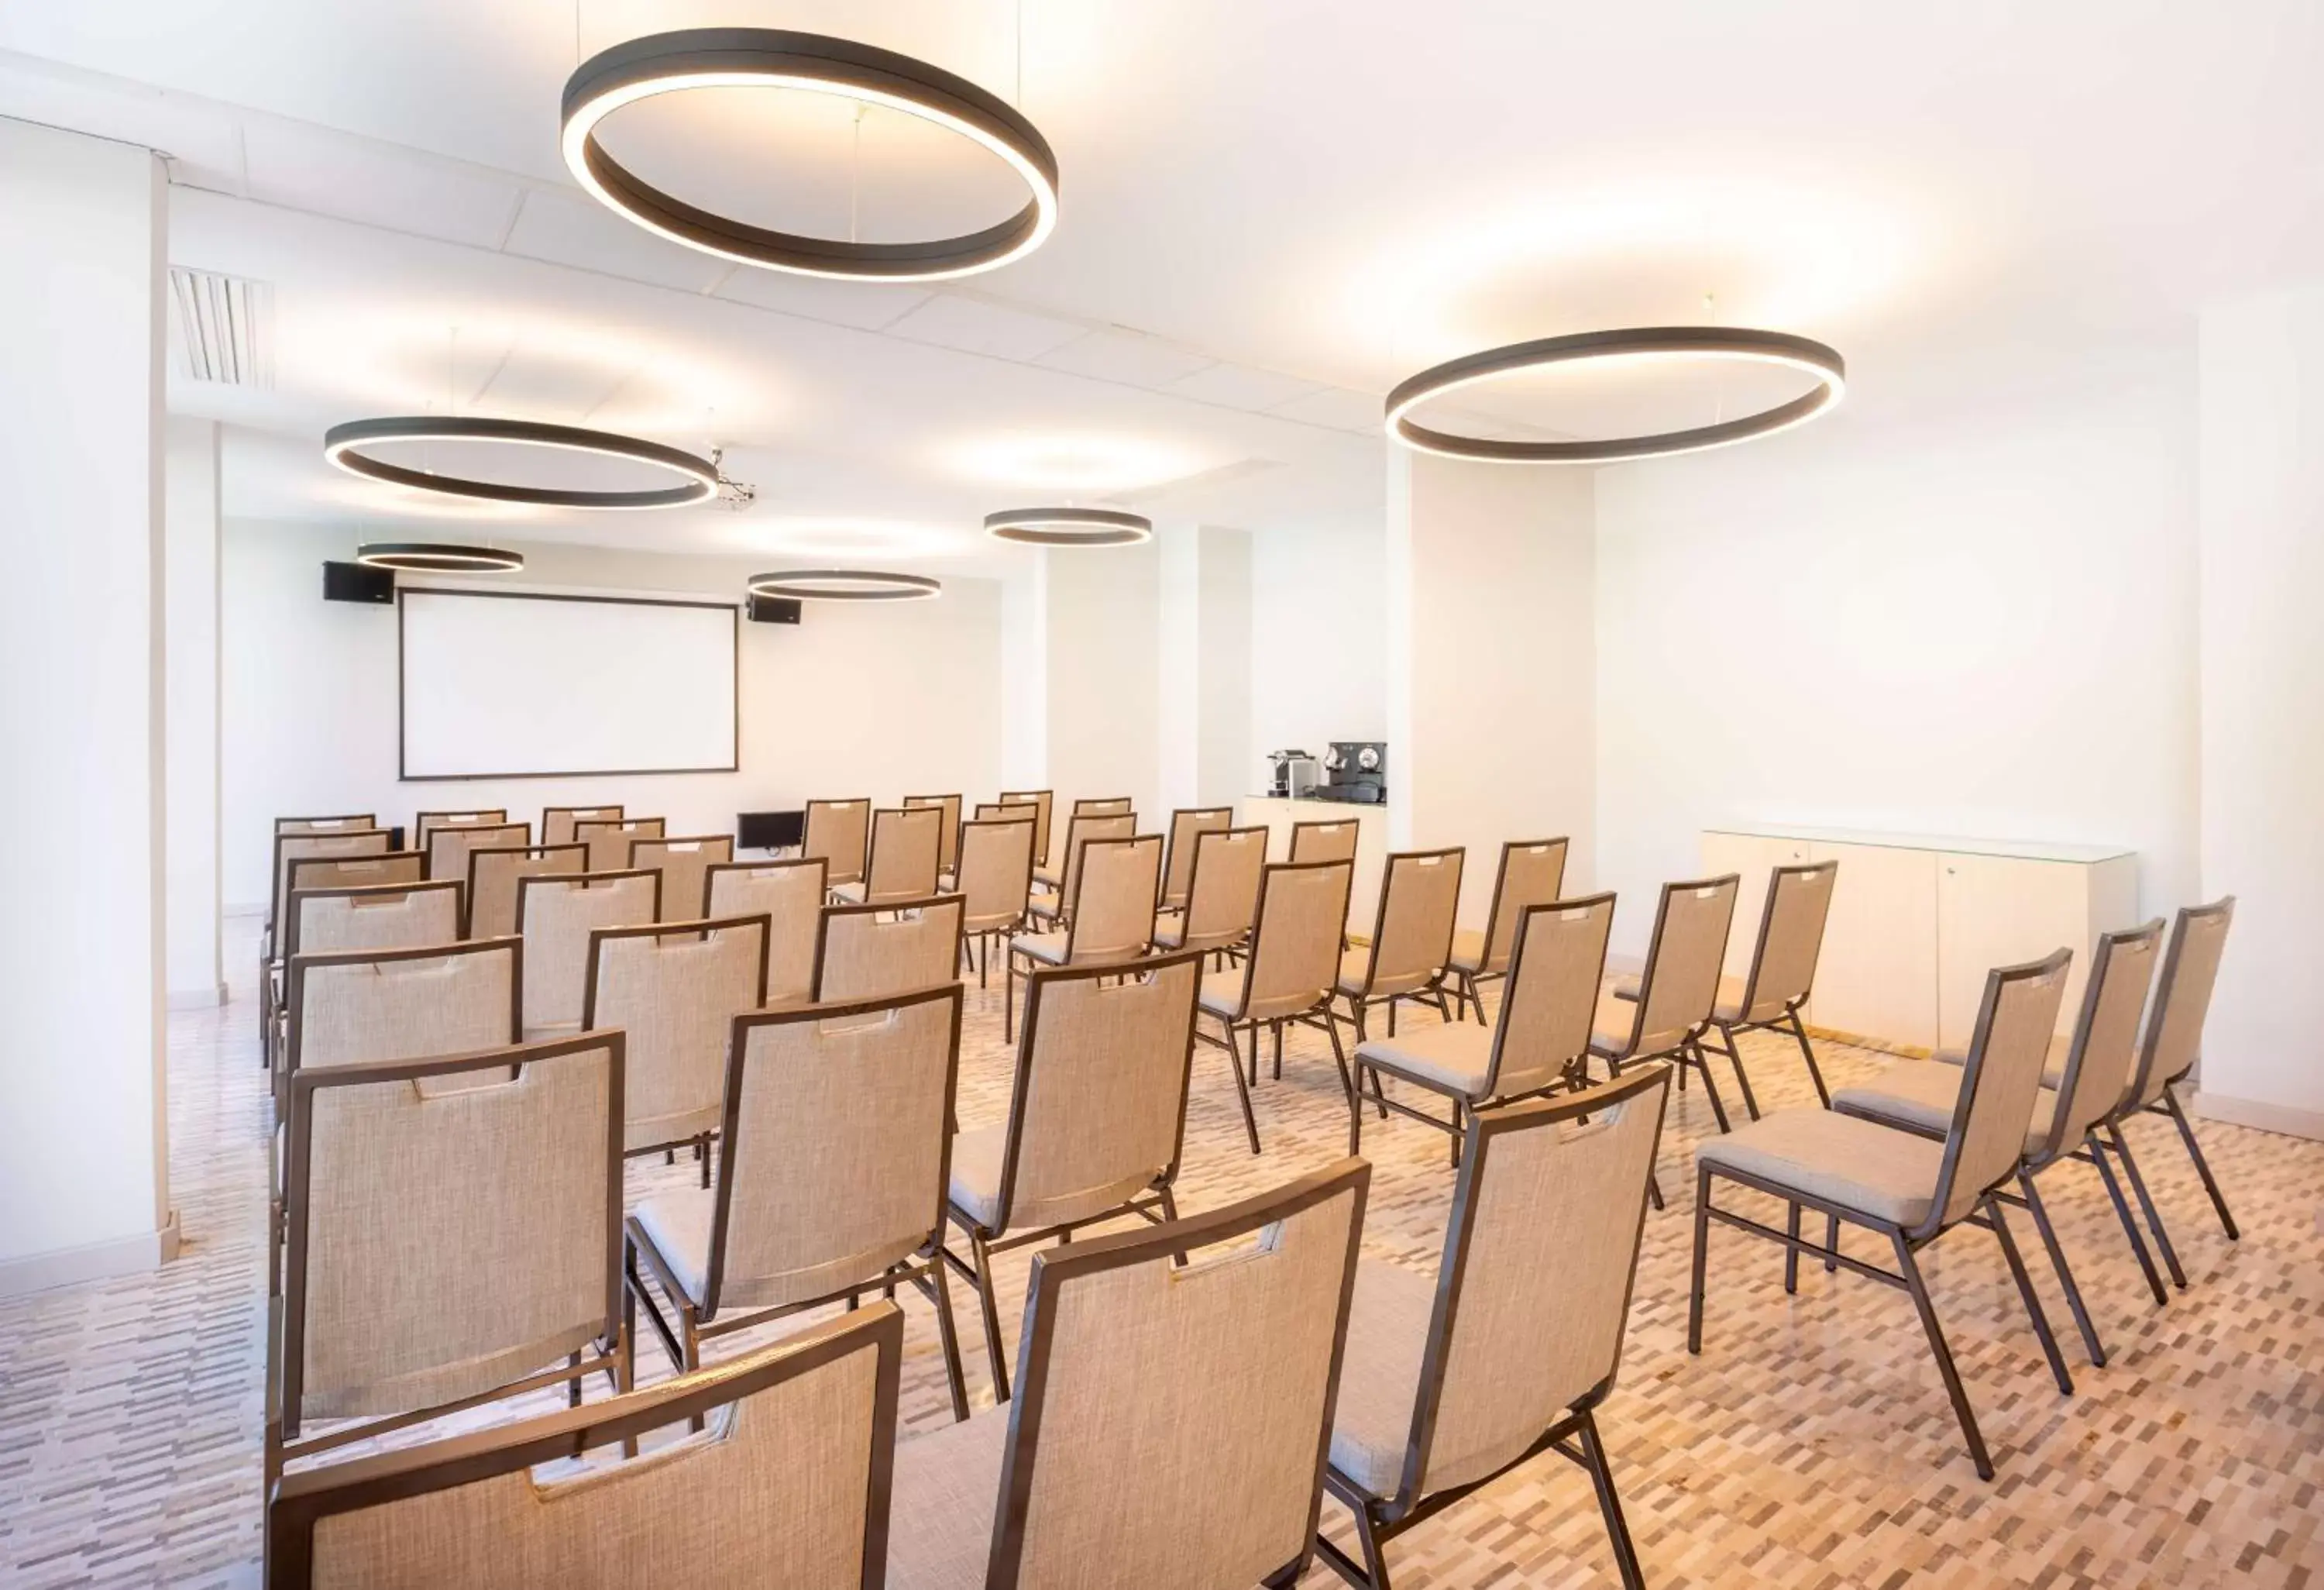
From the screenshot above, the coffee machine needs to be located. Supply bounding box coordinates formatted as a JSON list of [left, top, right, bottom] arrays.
[[1314, 741, 1387, 804], [1267, 749, 1320, 798]]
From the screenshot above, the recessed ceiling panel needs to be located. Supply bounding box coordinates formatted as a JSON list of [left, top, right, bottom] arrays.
[[501, 188, 731, 293], [1036, 329, 1218, 388], [1164, 363, 1321, 411], [886, 293, 1087, 360]]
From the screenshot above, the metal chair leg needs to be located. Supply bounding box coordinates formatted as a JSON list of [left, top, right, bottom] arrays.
[[1688, 1038, 1734, 1133], [1687, 1166, 1714, 1353], [1786, 1008, 1832, 1108], [1578, 1407, 1648, 1590], [2106, 1121, 2188, 1289], [1988, 1196, 2073, 1396], [1223, 1022, 1262, 1155], [1784, 1202, 1802, 1294], [1710, 1024, 1762, 1120], [2086, 1133, 2168, 1305], [2161, 1089, 2240, 1240], [2020, 1168, 2105, 1367], [927, 1254, 971, 1421], [1892, 1229, 1995, 1480], [970, 1233, 1010, 1402]]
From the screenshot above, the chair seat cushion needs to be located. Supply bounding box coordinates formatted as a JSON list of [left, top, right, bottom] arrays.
[[1446, 928, 1487, 975], [1027, 887, 1062, 918], [631, 1188, 715, 1308], [1355, 1024, 1494, 1098], [1335, 946, 1373, 997], [1328, 1258, 1437, 1498], [1198, 969, 1247, 1019], [1153, 914, 1184, 949], [1033, 866, 1061, 889], [1695, 1107, 1944, 1227], [830, 881, 865, 903], [1587, 1027, 1633, 1062], [947, 1125, 1007, 1231], [1834, 1062, 2057, 1158], [1012, 931, 1071, 966], [1930, 1041, 2067, 1093], [888, 1402, 1009, 1590]]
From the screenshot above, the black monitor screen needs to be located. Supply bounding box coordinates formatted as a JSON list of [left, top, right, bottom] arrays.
[[737, 810, 805, 850]]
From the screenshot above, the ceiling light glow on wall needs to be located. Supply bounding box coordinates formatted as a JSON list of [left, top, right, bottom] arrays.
[[747, 569, 942, 601], [355, 543, 526, 573], [984, 507, 1153, 546], [1384, 326, 1845, 463], [561, 28, 1059, 282], [323, 417, 718, 509]]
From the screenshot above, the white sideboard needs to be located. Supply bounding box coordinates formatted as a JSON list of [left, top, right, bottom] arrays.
[[1237, 797, 1391, 929], [1700, 825, 2139, 1051]]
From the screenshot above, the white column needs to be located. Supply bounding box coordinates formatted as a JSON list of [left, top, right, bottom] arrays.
[[1192, 525, 1253, 806], [166, 418, 223, 1008], [1043, 539, 1163, 822], [999, 560, 1050, 790], [1155, 521, 1202, 813], [0, 122, 174, 1293]]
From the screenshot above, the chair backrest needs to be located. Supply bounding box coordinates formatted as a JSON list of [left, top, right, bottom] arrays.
[[628, 834, 736, 924], [709, 984, 964, 1315], [517, 871, 661, 1036], [813, 895, 965, 1003], [285, 851, 425, 909], [1737, 861, 1838, 1021], [975, 800, 1038, 824], [997, 789, 1054, 868], [1072, 795, 1133, 816], [2127, 896, 2236, 1108], [705, 859, 828, 1004], [985, 952, 1206, 1235], [1355, 848, 1465, 998], [414, 809, 508, 847], [465, 843, 586, 939], [426, 820, 528, 886], [980, 1162, 1368, 1589], [1064, 834, 1164, 962], [1394, 1067, 1669, 1504], [541, 804, 623, 848], [285, 881, 462, 961], [954, 817, 1037, 936], [286, 938, 521, 1079], [1927, 948, 2075, 1233], [1054, 811, 1136, 908], [803, 798, 872, 886], [1177, 825, 1269, 952], [1229, 860, 1354, 1021], [1483, 894, 1617, 1099], [1160, 807, 1234, 910], [266, 1307, 901, 1590], [277, 814, 376, 836], [272, 828, 392, 934], [1615, 875, 1741, 1058], [576, 817, 665, 875], [863, 807, 943, 904], [584, 915, 770, 1155], [277, 1034, 621, 1429], [902, 793, 964, 875], [1289, 819, 1360, 866], [2040, 919, 2165, 1162], [1471, 838, 1569, 976]]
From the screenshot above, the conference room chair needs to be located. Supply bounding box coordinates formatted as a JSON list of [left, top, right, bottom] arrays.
[[1690, 949, 2075, 1480], [624, 983, 971, 1422], [1159, 805, 1235, 914], [263, 827, 392, 1016], [834, 805, 943, 906], [973, 799, 1037, 824], [887, 1160, 1369, 1590], [275, 813, 377, 836], [1196, 858, 1356, 1155], [1447, 837, 1568, 1024], [1351, 893, 1616, 1164], [1290, 818, 1360, 866], [626, 833, 735, 924], [425, 818, 528, 886], [1831, 921, 2164, 1369], [995, 787, 1054, 872], [904, 791, 964, 881], [269, 1032, 628, 1487], [1072, 794, 1133, 816], [813, 894, 966, 1003], [1004, 832, 1164, 1041], [1690, 860, 1841, 1110], [803, 797, 872, 890], [704, 856, 828, 1006], [541, 803, 623, 848], [1035, 797, 1134, 886], [1334, 847, 1464, 1041], [940, 949, 1205, 1404], [264, 1306, 902, 1590], [464, 841, 586, 938], [1026, 810, 1136, 928], [283, 879, 462, 961], [264, 846, 414, 1068], [1320, 1066, 1670, 1590], [413, 808, 509, 855], [575, 815, 665, 876], [1153, 824, 1268, 963], [582, 914, 770, 1186], [284, 850, 423, 900], [1595, 874, 1741, 1127], [952, 815, 1036, 988], [517, 870, 660, 1040]]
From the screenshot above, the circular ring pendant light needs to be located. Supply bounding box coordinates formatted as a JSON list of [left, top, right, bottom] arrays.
[[1385, 326, 1845, 464], [325, 417, 719, 509], [748, 569, 942, 602], [984, 507, 1152, 547], [355, 542, 526, 573], [562, 29, 1059, 282]]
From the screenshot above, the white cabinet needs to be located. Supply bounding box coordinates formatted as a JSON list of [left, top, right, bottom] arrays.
[[1236, 797, 1393, 931], [1699, 831, 1811, 981], [1808, 840, 1941, 1048]]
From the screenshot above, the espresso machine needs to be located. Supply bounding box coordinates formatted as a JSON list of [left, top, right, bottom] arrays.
[[1313, 742, 1387, 804], [1266, 749, 1320, 797]]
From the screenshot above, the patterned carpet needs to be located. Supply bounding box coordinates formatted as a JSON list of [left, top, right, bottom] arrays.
[[2, 919, 2319, 1587]]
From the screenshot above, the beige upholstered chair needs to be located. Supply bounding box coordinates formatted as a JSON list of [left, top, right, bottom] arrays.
[[995, 788, 1054, 872], [424, 819, 527, 886], [1335, 847, 1464, 1041], [266, 1306, 902, 1590], [705, 858, 828, 1005], [269, 1033, 627, 1484], [834, 806, 943, 906], [1322, 1067, 1670, 1590], [1072, 794, 1133, 816], [803, 797, 872, 889], [576, 816, 665, 875], [973, 800, 1037, 824], [1690, 949, 2075, 1480], [284, 880, 462, 960], [904, 792, 964, 881], [954, 816, 1037, 989], [1448, 838, 1569, 1024], [1290, 818, 1360, 866], [626, 983, 971, 1420], [887, 1161, 1369, 1590], [1596, 874, 1741, 1127], [276, 813, 377, 835], [627, 834, 736, 924], [940, 950, 1206, 1403], [1027, 810, 1136, 927], [1196, 859, 1355, 1155], [1153, 824, 1268, 962], [1683, 859, 1842, 1113], [1034, 798, 1133, 887], [813, 895, 966, 1003], [541, 804, 623, 848], [465, 842, 586, 939], [1352, 893, 1616, 1161], [1159, 806, 1234, 912], [517, 871, 661, 1039], [1833, 921, 2164, 1370], [414, 809, 508, 851], [1005, 833, 1162, 1039], [284, 850, 424, 902], [583, 914, 771, 1176], [263, 829, 397, 1062]]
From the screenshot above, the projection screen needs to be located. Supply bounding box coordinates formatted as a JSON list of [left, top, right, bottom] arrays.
[[398, 588, 738, 779]]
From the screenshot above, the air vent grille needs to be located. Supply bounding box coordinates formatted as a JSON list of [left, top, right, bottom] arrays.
[[167, 267, 271, 387]]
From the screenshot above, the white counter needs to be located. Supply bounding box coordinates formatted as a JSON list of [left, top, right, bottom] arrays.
[[1236, 796, 1391, 929]]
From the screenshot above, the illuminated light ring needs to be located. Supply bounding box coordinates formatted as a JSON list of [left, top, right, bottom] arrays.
[[747, 569, 942, 601], [561, 28, 1059, 282], [355, 543, 526, 573], [1384, 326, 1845, 464], [325, 417, 717, 509], [983, 506, 1153, 546]]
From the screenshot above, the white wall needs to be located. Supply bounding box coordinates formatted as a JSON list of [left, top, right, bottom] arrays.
[[1250, 519, 1388, 784], [222, 521, 1005, 907], [0, 123, 173, 1293], [1042, 539, 1164, 822], [1593, 349, 2200, 958], [165, 418, 222, 1007], [1195, 526, 1254, 807]]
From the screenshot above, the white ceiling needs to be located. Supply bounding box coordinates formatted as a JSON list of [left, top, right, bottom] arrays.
[[5, 2, 2321, 569]]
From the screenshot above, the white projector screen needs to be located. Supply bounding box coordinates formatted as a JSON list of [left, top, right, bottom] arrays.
[[399, 589, 737, 779]]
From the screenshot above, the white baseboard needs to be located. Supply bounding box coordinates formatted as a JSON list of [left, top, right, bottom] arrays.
[[167, 983, 228, 1011], [0, 1209, 180, 1299], [2192, 1090, 2324, 1143]]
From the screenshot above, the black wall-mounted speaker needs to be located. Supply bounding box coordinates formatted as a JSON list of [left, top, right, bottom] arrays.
[[747, 594, 803, 625], [322, 560, 395, 604]]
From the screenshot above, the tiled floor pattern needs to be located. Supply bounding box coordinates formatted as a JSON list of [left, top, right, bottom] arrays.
[[2, 921, 2320, 1587]]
